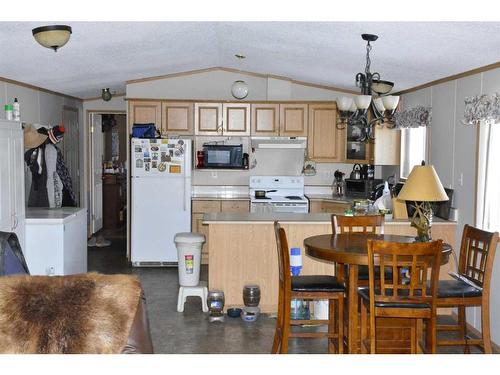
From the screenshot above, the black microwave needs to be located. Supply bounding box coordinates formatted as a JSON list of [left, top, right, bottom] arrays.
[[203, 144, 243, 169], [345, 178, 383, 199]]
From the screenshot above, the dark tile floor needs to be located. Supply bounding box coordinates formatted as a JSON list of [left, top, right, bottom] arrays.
[[88, 230, 487, 354]]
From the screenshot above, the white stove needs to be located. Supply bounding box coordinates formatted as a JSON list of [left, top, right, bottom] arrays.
[[249, 176, 309, 213]]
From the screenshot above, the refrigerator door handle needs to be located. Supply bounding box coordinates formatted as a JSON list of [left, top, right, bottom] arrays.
[[183, 176, 187, 211]]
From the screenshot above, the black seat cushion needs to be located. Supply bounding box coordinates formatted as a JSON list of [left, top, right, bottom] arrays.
[[358, 287, 430, 309], [345, 265, 393, 281], [291, 275, 345, 293], [434, 279, 482, 299]]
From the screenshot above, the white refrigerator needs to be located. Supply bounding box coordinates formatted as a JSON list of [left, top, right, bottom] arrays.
[[131, 138, 192, 266]]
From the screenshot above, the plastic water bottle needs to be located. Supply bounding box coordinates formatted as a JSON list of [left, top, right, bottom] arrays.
[[290, 248, 310, 319], [290, 247, 302, 276], [13, 98, 20, 121]]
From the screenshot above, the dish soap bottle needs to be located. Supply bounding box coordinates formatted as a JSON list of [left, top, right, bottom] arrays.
[[13, 98, 20, 121]]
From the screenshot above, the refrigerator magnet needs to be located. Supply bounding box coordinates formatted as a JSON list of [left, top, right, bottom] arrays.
[[152, 161, 158, 169], [151, 146, 159, 152], [136, 159, 144, 168], [158, 163, 166, 172], [145, 163, 150, 171], [169, 165, 181, 174]]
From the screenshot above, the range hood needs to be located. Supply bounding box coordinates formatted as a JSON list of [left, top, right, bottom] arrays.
[[251, 137, 307, 149]]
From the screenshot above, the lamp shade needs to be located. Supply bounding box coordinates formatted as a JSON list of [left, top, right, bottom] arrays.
[[337, 96, 353, 111], [354, 95, 372, 110], [371, 79, 394, 95], [398, 165, 449, 202], [32, 25, 72, 52], [381, 95, 400, 111], [373, 97, 386, 112]]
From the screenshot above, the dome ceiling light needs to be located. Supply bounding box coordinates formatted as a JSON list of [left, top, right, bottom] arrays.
[[231, 54, 249, 100], [32, 25, 72, 52], [336, 34, 399, 141]]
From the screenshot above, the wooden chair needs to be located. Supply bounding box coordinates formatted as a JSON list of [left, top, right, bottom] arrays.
[[332, 214, 385, 235], [359, 239, 443, 354], [331, 214, 386, 283], [271, 221, 345, 354], [435, 224, 499, 353]]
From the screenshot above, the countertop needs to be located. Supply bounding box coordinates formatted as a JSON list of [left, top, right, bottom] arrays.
[[26, 207, 86, 224], [305, 194, 355, 203], [191, 194, 250, 200], [203, 212, 456, 225]]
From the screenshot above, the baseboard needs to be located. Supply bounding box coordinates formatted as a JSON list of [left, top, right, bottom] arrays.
[[449, 312, 500, 354]]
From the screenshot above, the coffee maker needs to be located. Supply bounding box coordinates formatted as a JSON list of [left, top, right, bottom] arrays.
[[361, 164, 375, 180]]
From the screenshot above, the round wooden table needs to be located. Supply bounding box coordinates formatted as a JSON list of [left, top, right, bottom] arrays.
[[304, 233, 451, 354]]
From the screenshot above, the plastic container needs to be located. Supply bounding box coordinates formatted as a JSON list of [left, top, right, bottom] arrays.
[[243, 285, 261, 307], [241, 306, 260, 322], [312, 300, 329, 319], [291, 299, 310, 320], [4, 104, 13, 121], [174, 232, 205, 286]]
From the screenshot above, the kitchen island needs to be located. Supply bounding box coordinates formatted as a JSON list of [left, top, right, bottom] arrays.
[[204, 213, 457, 313]]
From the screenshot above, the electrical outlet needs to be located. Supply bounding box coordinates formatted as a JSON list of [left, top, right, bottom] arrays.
[[459, 173, 464, 187], [211, 171, 218, 179]]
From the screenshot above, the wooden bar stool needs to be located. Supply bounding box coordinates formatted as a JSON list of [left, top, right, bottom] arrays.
[[436, 224, 499, 353], [331, 214, 387, 284], [359, 239, 443, 354], [271, 221, 345, 354]]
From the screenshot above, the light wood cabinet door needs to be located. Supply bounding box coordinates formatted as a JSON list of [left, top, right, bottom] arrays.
[[161, 102, 193, 136], [128, 101, 161, 131], [308, 104, 344, 162], [323, 201, 351, 214], [194, 103, 223, 135], [373, 126, 401, 165], [279, 103, 308, 137], [309, 200, 325, 213], [251, 103, 279, 136], [220, 200, 249, 213], [223, 103, 251, 136]]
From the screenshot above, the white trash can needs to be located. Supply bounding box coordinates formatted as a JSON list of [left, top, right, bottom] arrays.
[[174, 232, 205, 286]]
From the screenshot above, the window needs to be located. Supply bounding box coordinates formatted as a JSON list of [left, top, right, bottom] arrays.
[[476, 122, 500, 232], [400, 127, 427, 179]]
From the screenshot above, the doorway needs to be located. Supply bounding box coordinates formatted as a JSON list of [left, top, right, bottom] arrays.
[[87, 111, 128, 265]]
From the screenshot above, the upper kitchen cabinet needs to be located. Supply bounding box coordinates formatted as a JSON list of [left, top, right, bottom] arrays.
[[307, 104, 344, 162], [251, 103, 280, 136], [344, 123, 373, 164], [194, 103, 223, 135], [279, 103, 308, 137], [161, 102, 194, 136], [222, 103, 251, 136], [128, 100, 161, 131], [373, 126, 401, 165]]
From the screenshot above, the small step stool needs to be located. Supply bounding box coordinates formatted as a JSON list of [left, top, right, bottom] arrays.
[[177, 281, 208, 312]]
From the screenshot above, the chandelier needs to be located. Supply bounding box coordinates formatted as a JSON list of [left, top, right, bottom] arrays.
[[336, 34, 400, 141]]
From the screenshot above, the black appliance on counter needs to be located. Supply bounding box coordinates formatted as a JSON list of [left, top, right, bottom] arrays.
[[345, 178, 383, 199], [202, 144, 244, 169]]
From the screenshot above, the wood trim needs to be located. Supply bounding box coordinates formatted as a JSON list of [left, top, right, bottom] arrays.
[[395, 61, 500, 95], [474, 125, 480, 227], [0, 75, 82, 102], [125, 66, 358, 95], [82, 93, 126, 102]]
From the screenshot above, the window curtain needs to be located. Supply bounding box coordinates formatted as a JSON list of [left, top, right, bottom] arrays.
[[476, 122, 500, 232]]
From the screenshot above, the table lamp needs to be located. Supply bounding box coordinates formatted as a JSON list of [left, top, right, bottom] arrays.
[[397, 163, 449, 242]]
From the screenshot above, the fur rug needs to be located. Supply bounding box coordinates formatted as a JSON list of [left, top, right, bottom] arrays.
[[0, 273, 142, 354]]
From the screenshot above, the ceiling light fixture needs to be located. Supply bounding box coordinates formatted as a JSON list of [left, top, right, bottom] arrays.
[[231, 54, 249, 100], [336, 34, 399, 141], [32, 25, 72, 52], [101, 88, 113, 102]]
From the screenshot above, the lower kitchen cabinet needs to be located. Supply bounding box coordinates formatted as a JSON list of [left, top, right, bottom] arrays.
[[309, 200, 351, 215], [192, 199, 249, 264]]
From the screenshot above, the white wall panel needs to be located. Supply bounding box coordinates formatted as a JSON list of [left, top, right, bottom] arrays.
[[5, 83, 39, 124], [430, 81, 456, 188], [39, 91, 63, 126]]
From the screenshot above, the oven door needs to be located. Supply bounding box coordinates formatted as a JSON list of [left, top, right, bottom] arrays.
[[272, 202, 309, 213], [250, 202, 274, 213]]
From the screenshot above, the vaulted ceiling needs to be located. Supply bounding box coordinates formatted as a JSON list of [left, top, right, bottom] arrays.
[[1, 21, 499, 99]]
